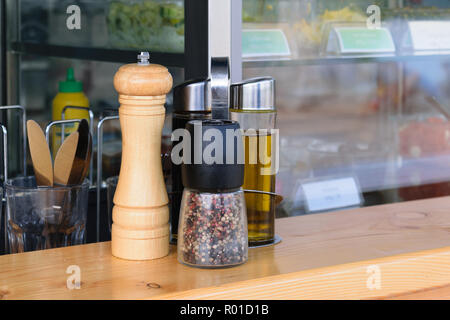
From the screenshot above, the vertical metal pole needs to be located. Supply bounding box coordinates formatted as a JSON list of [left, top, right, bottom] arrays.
[[6, 0, 20, 107], [96, 122, 103, 243], [1, 124, 7, 182], [208, 0, 243, 120], [184, 0, 209, 80], [230, 0, 243, 83], [88, 111, 94, 186], [0, 105, 26, 177], [7, 1, 21, 177], [0, 0, 7, 106], [22, 107, 26, 176], [209, 0, 242, 83], [1, 123, 6, 252]]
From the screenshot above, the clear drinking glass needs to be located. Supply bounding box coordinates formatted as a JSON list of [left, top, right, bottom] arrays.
[[5, 177, 89, 254]]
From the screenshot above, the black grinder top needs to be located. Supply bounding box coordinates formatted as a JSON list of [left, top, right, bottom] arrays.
[[181, 119, 244, 193]]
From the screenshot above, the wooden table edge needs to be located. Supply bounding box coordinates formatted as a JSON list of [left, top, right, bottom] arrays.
[[3, 196, 450, 300], [149, 245, 450, 300]]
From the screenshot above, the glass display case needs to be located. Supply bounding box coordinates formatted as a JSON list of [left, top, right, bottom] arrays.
[[0, 0, 209, 248], [2, 0, 450, 252], [241, 0, 450, 216]]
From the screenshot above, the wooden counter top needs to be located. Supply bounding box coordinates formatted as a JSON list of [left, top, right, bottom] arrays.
[[2, 196, 450, 300]]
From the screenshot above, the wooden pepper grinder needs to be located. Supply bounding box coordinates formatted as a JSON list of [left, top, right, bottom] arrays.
[[112, 52, 173, 260]]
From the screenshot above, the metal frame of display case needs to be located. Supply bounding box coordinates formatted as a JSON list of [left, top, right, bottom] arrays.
[[0, 0, 243, 246], [0, 0, 214, 180], [4, 0, 210, 83], [1, 0, 245, 104], [0, 0, 6, 105]]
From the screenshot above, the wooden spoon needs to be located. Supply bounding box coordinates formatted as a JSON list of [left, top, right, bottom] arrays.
[[68, 119, 90, 185], [27, 120, 53, 186], [54, 131, 79, 186]]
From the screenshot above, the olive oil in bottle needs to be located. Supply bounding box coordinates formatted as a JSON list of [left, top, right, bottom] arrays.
[[243, 131, 276, 244], [230, 77, 277, 246]]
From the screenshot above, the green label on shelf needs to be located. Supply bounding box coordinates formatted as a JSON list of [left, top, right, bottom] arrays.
[[335, 27, 395, 53], [242, 29, 291, 58]]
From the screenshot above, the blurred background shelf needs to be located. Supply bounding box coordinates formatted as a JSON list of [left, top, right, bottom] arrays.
[[244, 52, 450, 68], [11, 42, 185, 67]]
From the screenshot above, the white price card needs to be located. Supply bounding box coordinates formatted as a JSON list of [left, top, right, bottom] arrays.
[[301, 177, 362, 213], [409, 21, 450, 51]]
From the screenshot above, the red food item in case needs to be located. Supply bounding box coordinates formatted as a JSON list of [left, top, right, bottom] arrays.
[[399, 117, 450, 159], [398, 117, 450, 200]]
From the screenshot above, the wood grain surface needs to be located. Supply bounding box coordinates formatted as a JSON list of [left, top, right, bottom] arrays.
[[2, 196, 450, 299]]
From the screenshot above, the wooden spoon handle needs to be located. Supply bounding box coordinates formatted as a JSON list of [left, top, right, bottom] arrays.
[[54, 131, 79, 186], [27, 120, 53, 187]]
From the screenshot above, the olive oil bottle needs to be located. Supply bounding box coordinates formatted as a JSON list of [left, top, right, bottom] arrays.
[[230, 77, 277, 246], [243, 132, 276, 244]]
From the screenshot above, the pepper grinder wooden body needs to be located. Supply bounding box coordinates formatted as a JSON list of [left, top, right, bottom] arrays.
[[112, 53, 173, 260]]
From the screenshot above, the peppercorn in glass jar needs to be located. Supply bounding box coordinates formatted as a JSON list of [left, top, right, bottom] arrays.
[[178, 188, 248, 268]]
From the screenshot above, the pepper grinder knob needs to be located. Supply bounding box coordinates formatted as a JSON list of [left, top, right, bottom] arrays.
[[138, 51, 150, 65], [112, 53, 173, 260]]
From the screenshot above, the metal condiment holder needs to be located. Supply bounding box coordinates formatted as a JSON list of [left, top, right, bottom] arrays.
[[1, 123, 7, 253], [45, 119, 83, 144], [1, 124, 7, 183], [0, 105, 27, 254], [62, 106, 95, 184], [45, 105, 95, 184], [0, 104, 121, 248], [96, 115, 119, 242], [243, 189, 283, 248], [0, 105, 27, 179]]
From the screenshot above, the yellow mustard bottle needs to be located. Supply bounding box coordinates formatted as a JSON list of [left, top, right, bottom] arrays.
[[52, 68, 89, 158]]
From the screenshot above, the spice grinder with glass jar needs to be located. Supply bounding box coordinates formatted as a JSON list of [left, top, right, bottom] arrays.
[[177, 119, 248, 268]]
